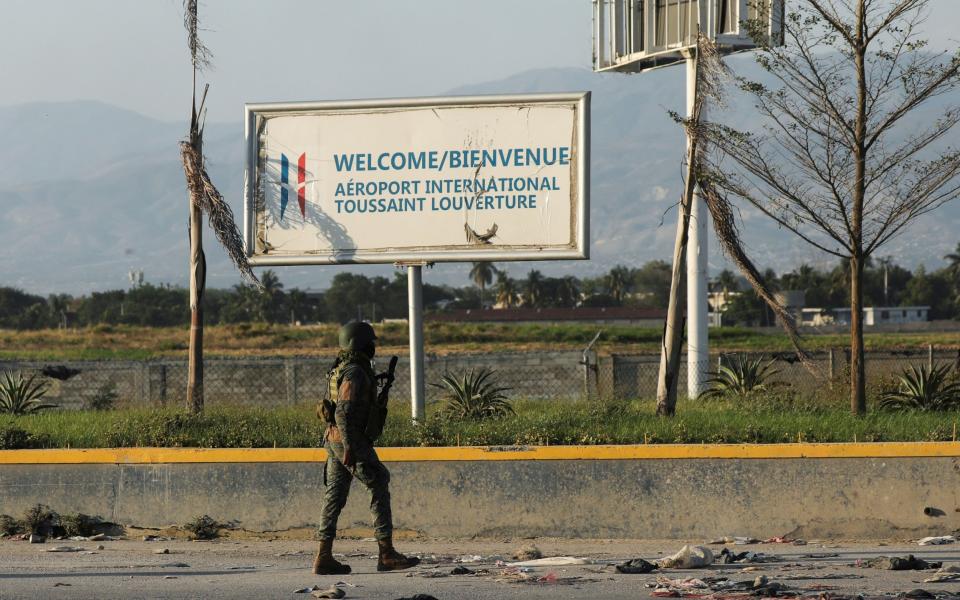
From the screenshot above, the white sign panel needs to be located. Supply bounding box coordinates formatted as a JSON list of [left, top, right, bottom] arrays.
[[244, 93, 589, 265]]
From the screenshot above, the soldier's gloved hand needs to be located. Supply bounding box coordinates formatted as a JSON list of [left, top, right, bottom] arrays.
[[342, 446, 355, 468]]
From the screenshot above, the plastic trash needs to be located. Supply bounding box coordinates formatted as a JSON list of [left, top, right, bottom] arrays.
[[918, 536, 957, 546], [657, 545, 715, 569], [311, 586, 345, 599], [616, 558, 659, 574], [860, 555, 941, 570], [508, 556, 591, 567]]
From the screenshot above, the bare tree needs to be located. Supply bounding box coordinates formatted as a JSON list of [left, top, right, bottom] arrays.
[[700, 0, 960, 414], [181, 0, 260, 412]]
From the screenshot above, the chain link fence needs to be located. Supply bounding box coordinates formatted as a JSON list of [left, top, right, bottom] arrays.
[[2, 347, 959, 410]]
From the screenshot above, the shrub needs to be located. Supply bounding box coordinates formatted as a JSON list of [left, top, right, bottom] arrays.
[[0, 372, 56, 415], [0, 514, 22, 536], [879, 364, 960, 411], [432, 368, 513, 420], [0, 424, 46, 449], [183, 515, 220, 540], [22, 504, 58, 536], [85, 382, 118, 411], [700, 355, 780, 400], [60, 513, 102, 537]]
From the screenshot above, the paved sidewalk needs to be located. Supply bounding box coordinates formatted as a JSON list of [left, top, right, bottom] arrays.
[[3, 536, 960, 599]]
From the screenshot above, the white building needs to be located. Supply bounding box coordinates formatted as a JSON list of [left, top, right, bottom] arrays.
[[831, 306, 930, 326]]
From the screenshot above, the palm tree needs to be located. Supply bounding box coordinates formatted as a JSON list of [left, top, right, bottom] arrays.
[[287, 288, 308, 324], [257, 270, 284, 322], [946, 243, 960, 279], [469, 262, 497, 308], [606, 265, 631, 304], [557, 276, 580, 307], [943, 243, 960, 310], [495, 272, 518, 308], [523, 270, 544, 308]]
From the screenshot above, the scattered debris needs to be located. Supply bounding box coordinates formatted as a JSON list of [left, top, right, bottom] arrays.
[[657, 545, 715, 569], [164, 576, 177, 580], [924, 572, 960, 583], [96, 545, 105, 550], [451, 566, 474, 575], [277, 550, 307, 557], [393, 595, 439, 600], [707, 536, 759, 545], [512, 544, 542, 560], [405, 570, 448, 578], [919, 536, 957, 546], [508, 556, 591, 567], [153, 548, 170, 555], [859, 555, 942, 570], [294, 585, 322, 594], [44, 546, 85, 552], [718, 548, 781, 564], [456, 554, 484, 563], [616, 558, 659, 574], [52, 582, 71, 587], [29, 534, 46, 544], [312, 587, 345, 599]]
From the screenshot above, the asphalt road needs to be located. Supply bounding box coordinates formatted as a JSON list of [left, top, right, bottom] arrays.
[[3, 537, 960, 599]]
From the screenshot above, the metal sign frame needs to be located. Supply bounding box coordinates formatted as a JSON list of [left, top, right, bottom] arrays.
[[243, 93, 590, 266]]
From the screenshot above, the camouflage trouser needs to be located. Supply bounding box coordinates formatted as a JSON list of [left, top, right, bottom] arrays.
[[317, 439, 393, 541]]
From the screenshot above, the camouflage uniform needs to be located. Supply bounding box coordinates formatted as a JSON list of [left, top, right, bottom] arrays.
[[317, 358, 393, 541]]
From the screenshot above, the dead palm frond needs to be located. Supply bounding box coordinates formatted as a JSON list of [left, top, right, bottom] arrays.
[[180, 0, 259, 288], [672, 34, 810, 368]]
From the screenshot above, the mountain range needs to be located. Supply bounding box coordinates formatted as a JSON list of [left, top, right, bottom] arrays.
[[2, 61, 957, 295]]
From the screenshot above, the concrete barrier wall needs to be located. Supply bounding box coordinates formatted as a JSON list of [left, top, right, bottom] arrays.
[[2, 444, 959, 540]]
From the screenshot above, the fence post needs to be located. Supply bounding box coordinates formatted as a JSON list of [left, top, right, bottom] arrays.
[[284, 360, 298, 405], [928, 344, 934, 371], [158, 364, 167, 407], [828, 348, 835, 388]]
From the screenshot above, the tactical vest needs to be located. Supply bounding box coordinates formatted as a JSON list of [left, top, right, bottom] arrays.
[[321, 359, 386, 442]]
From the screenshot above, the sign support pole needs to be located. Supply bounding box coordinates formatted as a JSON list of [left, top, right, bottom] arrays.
[[407, 265, 425, 422], [685, 52, 709, 400]]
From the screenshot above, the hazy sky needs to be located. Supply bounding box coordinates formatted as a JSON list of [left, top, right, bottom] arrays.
[[2, 0, 956, 122]]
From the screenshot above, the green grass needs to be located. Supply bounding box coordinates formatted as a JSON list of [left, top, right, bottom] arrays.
[[2, 397, 958, 449]]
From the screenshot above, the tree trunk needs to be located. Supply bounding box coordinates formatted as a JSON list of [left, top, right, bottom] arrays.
[[656, 50, 699, 417], [187, 199, 205, 413], [655, 210, 688, 415], [849, 254, 866, 414], [849, 0, 867, 416]]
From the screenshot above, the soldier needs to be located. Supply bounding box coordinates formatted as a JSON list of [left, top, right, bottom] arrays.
[[313, 321, 420, 575]]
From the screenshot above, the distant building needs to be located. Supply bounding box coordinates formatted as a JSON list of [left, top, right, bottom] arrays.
[[426, 307, 666, 327], [800, 308, 833, 327], [830, 306, 929, 326]]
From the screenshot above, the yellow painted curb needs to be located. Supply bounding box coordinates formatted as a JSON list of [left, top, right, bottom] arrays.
[[1, 442, 960, 464]]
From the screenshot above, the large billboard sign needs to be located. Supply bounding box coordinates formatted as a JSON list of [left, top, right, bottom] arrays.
[[244, 93, 589, 265]]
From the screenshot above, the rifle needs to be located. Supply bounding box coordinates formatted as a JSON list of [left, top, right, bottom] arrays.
[[377, 355, 399, 405], [366, 355, 398, 441]]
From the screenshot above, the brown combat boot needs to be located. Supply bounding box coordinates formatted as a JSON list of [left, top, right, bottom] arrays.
[[312, 538, 351, 575], [376, 537, 420, 572]]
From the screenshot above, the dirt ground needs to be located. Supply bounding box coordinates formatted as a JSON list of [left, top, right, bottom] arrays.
[[3, 534, 960, 599]]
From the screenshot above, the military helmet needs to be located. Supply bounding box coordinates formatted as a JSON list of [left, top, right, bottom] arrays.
[[338, 321, 378, 351]]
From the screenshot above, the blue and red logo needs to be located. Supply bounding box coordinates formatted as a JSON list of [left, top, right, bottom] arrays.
[[280, 152, 306, 220]]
